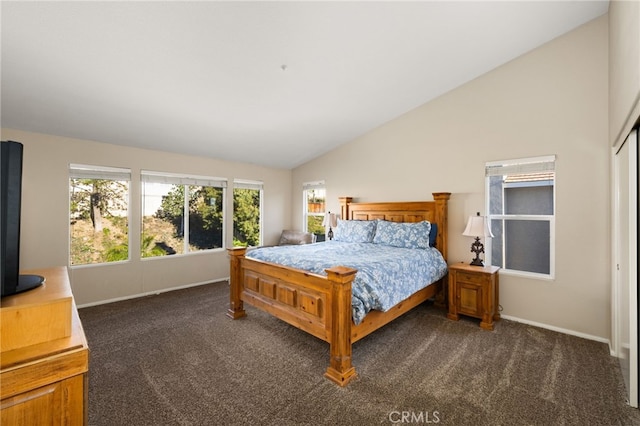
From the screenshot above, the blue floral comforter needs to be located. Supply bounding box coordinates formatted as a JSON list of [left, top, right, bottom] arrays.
[[245, 241, 448, 325]]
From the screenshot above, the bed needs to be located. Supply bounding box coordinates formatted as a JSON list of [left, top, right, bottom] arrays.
[[226, 193, 450, 386]]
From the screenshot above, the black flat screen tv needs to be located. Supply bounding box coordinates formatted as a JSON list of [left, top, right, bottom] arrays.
[[1, 140, 44, 297]]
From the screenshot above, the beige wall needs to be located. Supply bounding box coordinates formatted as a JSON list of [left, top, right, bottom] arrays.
[[0, 129, 292, 305], [2, 13, 618, 341], [293, 16, 610, 340], [609, 0, 640, 147]]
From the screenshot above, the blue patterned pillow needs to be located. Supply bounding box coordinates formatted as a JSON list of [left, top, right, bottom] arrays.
[[373, 220, 431, 249], [333, 219, 376, 243]]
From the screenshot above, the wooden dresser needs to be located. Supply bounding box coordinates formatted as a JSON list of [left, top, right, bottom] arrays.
[[1, 267, 89, 425]]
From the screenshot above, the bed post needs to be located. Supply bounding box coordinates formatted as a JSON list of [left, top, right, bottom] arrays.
[[432, 192, 451, 308], [339, 197, 352, 221], [432, 192, 451, 262], [226, 247, 247, 319], [324, 265, 358, 387]]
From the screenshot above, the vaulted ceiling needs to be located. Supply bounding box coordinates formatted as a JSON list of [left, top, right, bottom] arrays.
[[1, 1, 609, 169]]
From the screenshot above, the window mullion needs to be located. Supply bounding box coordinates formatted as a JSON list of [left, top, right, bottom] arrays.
[[489, 214, 554, 221], [183, 185, 190, 254]]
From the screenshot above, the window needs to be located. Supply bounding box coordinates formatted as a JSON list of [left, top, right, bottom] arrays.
[[233, 180, 263, 247], [486, 155, 555, 278], [303, 181, 326, 242], [141, 171, 226, 257], [69, 164, 131, 265]]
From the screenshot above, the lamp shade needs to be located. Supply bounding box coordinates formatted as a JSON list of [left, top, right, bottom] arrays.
[[322, 212, 338, 228], [462, 213, 494, 238]]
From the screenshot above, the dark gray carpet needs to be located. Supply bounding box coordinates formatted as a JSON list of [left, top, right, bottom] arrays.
[[79, 282, 640, 425]]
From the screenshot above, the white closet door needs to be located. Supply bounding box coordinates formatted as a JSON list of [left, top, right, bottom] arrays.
[[614, 129, 638, 407]]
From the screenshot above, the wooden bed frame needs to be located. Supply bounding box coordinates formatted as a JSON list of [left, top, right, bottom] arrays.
[[227, 192, 450, 386]]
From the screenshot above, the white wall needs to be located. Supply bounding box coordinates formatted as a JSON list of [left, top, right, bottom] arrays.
[[0, 129, 292, 305], [293, 16, 610, 340]]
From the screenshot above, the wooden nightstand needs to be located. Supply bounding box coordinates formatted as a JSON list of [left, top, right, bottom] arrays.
[[447, 263, 500, 331]]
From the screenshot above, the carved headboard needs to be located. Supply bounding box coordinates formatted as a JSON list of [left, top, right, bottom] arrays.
[[338, 192, 450, 261]]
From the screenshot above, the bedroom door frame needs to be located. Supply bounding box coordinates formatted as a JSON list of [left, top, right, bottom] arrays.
[[612, 128, 638, 408]]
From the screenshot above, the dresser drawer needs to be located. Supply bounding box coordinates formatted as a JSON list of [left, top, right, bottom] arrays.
[[455, 271, 486, 285]]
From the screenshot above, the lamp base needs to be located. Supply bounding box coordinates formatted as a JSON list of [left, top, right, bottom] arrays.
[[469, 237, 485, 267], [469, 258, 485, 267]]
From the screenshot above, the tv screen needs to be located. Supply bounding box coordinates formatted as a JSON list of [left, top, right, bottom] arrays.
[[1, 140, 44, 297]]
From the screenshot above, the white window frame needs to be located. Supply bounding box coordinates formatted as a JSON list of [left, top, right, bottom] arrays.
[[485, 155, 556, 279], [141, 170, 227, 257], [302, 180, 325, 237], [233, 179, 264, 247], [69, 163, 132, 267]]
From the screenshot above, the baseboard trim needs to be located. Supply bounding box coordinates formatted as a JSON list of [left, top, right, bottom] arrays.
[[77, 277, 229, 309], [79, 288, 616, 353], [500, 314, 611, 347]]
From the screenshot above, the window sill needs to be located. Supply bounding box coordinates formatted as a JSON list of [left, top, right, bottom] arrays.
[[497, 268, 555, 281]]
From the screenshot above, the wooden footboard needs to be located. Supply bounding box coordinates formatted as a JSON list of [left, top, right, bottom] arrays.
[[227, 247, 358, 385], [227, 192, 450, 386]]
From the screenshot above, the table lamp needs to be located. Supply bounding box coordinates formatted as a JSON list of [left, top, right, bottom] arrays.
[[462, 212, 494, 266], [322, 212, 338, 240]]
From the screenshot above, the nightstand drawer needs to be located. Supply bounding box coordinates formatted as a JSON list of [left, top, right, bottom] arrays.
[[456, 271, 485, 285]]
